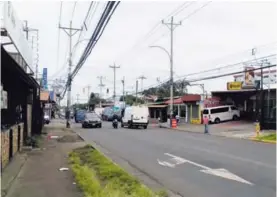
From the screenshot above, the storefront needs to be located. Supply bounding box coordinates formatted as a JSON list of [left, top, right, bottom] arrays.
[[1, 46, 42, 169], [164, 94, 202, 124]]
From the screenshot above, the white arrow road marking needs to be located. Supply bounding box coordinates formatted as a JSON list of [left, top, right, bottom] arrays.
[[164, 153, 253, 185], [157, 159, 176, 168], [200, 168, 253, 185]]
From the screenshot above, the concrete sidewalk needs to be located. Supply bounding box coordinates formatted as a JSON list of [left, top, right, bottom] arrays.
[[3, 120, 85, 197], [159, 121, 273, 139]]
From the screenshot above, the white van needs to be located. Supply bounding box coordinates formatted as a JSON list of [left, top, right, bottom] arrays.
[[121, 106, 149, 129], [202, 105, 240, 124]]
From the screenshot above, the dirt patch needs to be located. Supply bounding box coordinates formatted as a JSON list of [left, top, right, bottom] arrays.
[[57, 134, 83, 143]]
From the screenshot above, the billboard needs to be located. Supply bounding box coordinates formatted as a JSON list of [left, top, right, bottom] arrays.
[[42, 68, 48, 90], [242, 67, 255, 89]]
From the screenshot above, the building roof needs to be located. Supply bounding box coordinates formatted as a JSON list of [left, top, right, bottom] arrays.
[[164, 94, 201, 104], [40, 91, 50, 101]]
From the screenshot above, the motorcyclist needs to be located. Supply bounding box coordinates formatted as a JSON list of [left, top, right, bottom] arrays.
[[112, 114, 119, 128]]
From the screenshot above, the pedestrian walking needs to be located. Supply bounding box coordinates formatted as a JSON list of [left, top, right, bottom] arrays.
[[176, 114, 180, 125], [203, 116, 209, 134]]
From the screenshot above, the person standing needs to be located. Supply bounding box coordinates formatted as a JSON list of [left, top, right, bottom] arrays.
[[203, 116, 209, 134]]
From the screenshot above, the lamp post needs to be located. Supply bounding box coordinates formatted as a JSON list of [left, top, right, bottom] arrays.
[[149, 45, 173, 127]]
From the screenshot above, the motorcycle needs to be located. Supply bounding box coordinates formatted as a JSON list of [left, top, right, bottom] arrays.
[[112, 119, 118, 129]]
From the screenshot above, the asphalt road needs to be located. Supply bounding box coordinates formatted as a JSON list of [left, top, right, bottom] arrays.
[[73, 121, 276, 197]]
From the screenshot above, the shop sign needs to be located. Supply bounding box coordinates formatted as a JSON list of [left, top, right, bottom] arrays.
[[191, 119, 201, 124], [227, 82, 242, 90], [3, 2, 33, 69], [42, 68, 48, 90]]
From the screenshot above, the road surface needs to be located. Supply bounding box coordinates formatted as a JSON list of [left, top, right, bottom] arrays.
[[73, 121, 276, 197]]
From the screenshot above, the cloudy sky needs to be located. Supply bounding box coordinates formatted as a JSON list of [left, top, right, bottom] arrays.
[[8, 1, 277, 105]]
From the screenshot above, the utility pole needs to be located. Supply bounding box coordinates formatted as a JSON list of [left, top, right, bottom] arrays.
[[83, 85, 91, 100], [76, 93, 80, 104], [162, 16, 181, 125], [109, 63, 120, 104], [97, 76, 105, 108], [138, 75, 147, 92], [59, 21, 82, 128], [121, 77, 125, 108], [135, 80, 138, 104], [23, 20, 39, 81]]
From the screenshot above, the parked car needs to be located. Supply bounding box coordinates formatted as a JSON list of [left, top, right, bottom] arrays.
[[121, 106, 149, 129], [102, 107, 112, 121], [75, 110, 86, 123], [82, 112, 102, 128], [202, 105, 240, 124]]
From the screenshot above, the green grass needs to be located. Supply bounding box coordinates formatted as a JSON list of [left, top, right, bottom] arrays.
[[256, 133, 276, 141], [69, 145, 168, 197]]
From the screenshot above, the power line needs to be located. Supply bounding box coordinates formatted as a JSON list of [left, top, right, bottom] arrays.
[[61, 2, 120, 100], [56, 2, 63, 72], [180, 1, 212, 22], [52, 2, 96, 79], [115, 2, 195, 64], [71, 2, 77, 21], [127, 54, 277, 95], [151, 2, 212, 45], [71, 2, 120, 79]]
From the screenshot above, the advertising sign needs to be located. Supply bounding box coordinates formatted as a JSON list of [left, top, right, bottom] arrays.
[[227, 82, 242, 90], [42, 68, 48, 90], [3, 2, 33, 70], [242, 67, 255, 89]]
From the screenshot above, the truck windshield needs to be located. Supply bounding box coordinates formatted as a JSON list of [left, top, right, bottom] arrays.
[[203, 109, 209, 114]]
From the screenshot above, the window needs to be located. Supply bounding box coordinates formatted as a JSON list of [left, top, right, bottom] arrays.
[[180, 105, 186, 117], [203, 109, 209, 114], [231, 106, 238, 110], [211, 107, 229, 114]]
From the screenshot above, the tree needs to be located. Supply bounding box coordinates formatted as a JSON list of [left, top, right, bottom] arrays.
[[88, 92, 106, 110], [119, 95, 144, 106], [142, 80, 189, 98]]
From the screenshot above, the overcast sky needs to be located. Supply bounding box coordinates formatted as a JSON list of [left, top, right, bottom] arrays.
[[10, 1, 277, 105]]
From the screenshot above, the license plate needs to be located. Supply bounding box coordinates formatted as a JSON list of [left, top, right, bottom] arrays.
[[92, 124, 95, 126]]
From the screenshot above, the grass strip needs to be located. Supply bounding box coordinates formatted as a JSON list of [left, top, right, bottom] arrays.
[[69, 145, 168, 197], [256, 133, 276, 142]]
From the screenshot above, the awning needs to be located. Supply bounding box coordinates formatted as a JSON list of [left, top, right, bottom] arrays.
[[164, 98, 183, 104], [1, 46, 39, 88], [148, 105, 167, 108], [164, 94, 201, 104]]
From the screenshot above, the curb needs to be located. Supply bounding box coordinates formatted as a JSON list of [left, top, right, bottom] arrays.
[[249, 138, 276, 144], [72, 128, 182, 197], [160, 125, 263, 141]]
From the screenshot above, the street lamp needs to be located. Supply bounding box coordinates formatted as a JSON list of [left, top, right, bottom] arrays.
[[149, 45, 174, 127]]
